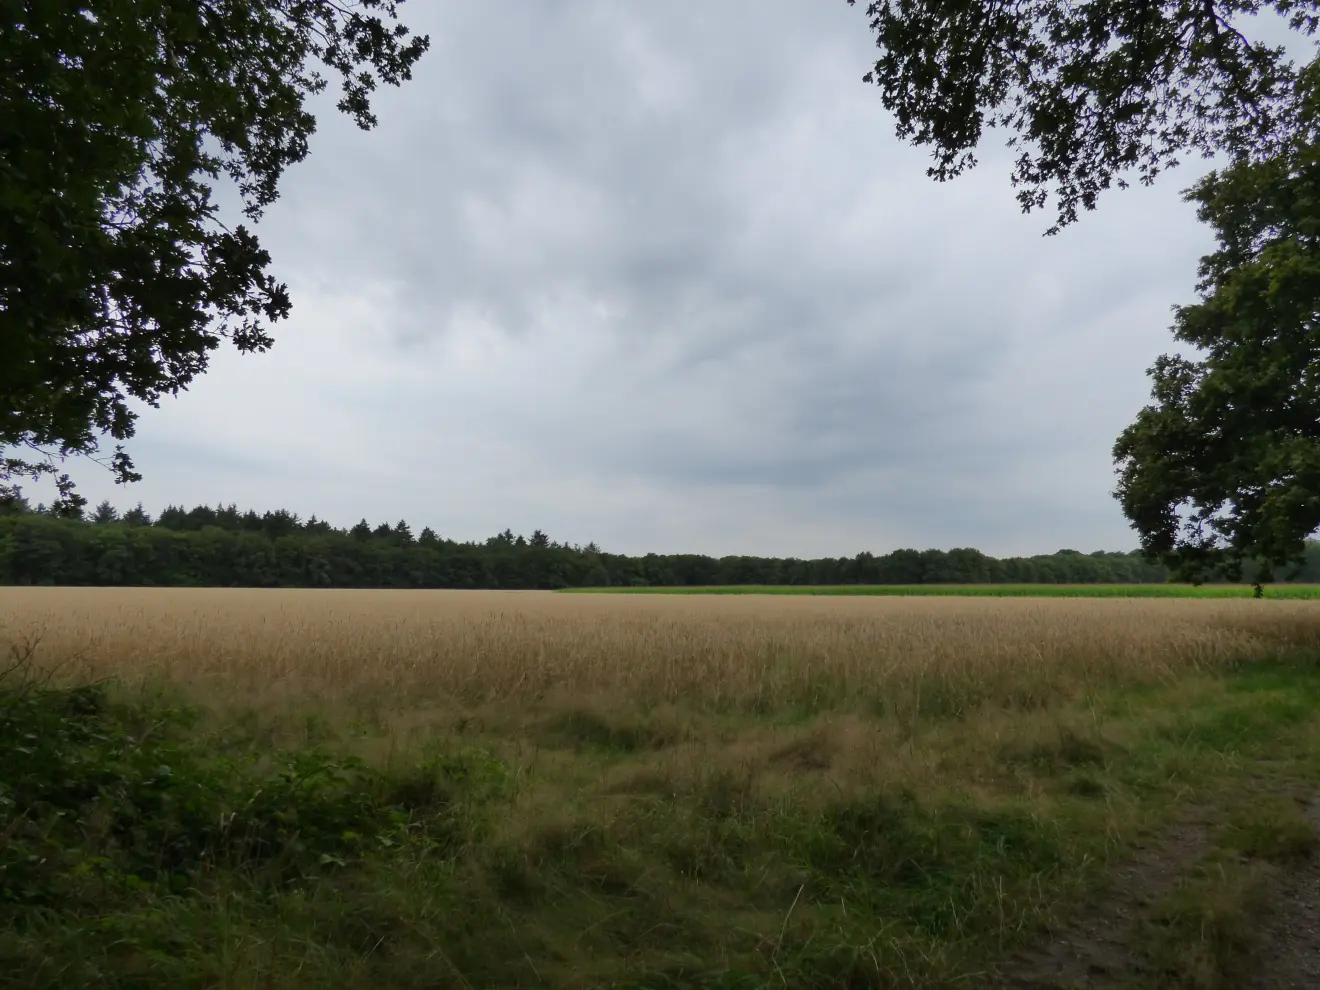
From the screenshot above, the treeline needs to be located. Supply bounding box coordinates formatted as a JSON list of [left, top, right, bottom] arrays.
[[0, 498, 1185, 588]]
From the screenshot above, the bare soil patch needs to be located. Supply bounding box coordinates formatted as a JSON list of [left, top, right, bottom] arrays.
[[999, 783, 1320, 990], [996, 812, 1213, 988], [1245, 795, 1320, 990]]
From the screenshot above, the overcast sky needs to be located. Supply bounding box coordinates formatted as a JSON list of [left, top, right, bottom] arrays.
[[59, 1, 1223, 557]]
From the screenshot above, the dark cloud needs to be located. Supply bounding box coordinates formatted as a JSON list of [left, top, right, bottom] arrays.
[[50, 0, 1220, 557]]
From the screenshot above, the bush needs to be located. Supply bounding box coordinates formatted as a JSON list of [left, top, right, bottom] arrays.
[[0, 676, 503, 920]]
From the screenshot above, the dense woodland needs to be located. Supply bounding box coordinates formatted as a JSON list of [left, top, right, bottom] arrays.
[[0, 498, 1202, 588]]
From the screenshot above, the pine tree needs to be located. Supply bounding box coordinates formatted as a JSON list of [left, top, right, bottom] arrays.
[[91, 500, 119, 525], [122, 504, 152, 527]]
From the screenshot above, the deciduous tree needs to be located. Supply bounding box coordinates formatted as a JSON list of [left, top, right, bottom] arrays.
[[1, 0, 428, 508], [849, 0, 1311, 230], [849, 0, 1320, 572], [1114, 63, 1320, 580]]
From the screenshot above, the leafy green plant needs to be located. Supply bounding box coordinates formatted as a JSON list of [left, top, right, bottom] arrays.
[[0, 677, 505, 921]]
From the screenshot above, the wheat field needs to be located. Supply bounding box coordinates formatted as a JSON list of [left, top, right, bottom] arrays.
[[6, 589, 1320, 987], [5, 587, 1319, 717]]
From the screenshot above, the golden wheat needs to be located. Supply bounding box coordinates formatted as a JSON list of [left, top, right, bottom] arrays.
[[4, 588, 1319, 716]]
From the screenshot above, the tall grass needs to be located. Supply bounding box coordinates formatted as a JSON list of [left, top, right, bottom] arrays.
[[5, 588, 1319, 716], [5, 588, 1320, 988]]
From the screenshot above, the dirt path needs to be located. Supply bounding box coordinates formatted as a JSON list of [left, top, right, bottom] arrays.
[[996, 813, 1213, 988], [997, 792, 1320, 989], [1244, 796, 1320, 990]]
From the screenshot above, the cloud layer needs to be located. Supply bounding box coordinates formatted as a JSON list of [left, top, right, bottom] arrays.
[[59, 0, 1217, 557]]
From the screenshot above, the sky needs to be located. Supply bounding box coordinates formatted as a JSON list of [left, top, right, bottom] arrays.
[[54, 1, 1226, 558]]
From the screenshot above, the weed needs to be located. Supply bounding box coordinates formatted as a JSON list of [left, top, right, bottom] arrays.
[[537, 708, 681, 753], [1221, 795, 1319, 862], [0, 677, 507, 986], [1063, 771, 1108, 798], [1140, 858, 1275, 990], [1001, 725, 1113, 773]]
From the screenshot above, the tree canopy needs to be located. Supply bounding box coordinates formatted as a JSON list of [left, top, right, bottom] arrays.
[[1114, 62, 1320, 581], [852, 0, 1320, 577], [850, 0, 1314, 230], [1, 0, 428, 510], [0, 496, 1173, 588]]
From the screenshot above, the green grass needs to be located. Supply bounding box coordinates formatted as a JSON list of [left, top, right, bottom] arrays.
[[564, 583, 1320, 598], [1132, 789, 1320, 989], [5, 656, 1320, 987]]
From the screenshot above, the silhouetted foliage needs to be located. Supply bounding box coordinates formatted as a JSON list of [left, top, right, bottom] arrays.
[[1115, 62, 1320, 583], [851, 0, 1320, 581], [0, 499, 1175, 589], [850, 0, 1311, 231], [1, 0, 428, 509]]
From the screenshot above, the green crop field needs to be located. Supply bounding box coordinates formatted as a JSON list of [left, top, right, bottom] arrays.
[[565, 583, 1320, 598]]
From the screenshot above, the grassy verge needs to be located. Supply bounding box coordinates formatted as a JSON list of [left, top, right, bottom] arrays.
[[564, 583, 1320, 598], [4, 651, 1320, 988]]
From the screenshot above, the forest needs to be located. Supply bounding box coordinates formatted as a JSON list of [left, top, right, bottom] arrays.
[[0, 498, 1196, 588]]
